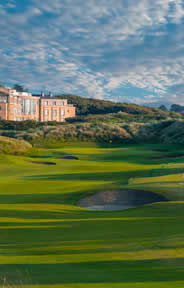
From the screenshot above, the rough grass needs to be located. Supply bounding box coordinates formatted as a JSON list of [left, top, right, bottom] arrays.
[[2, 120, 184, 147], [0, 136, 32, 155], [0, 143, 184, 287]]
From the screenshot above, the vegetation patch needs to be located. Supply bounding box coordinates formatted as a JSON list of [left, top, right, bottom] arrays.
[[4, 120, 184, 147], [0, 136, 32, 155]]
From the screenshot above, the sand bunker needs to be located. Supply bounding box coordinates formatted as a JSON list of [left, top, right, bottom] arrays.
[[78, 190, 166, 211], [30, 161, 56, 165], [57, 156, 79, 160]]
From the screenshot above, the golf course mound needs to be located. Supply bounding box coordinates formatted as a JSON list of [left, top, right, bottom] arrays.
[[0, 136, 32, 155], [78, 189, 167, 211]]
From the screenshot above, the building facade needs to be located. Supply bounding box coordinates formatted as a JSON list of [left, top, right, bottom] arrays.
[[0, 86, 75, 122]]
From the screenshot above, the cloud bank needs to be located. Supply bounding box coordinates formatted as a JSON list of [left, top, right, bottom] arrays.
[[0, 0, 184, 105]]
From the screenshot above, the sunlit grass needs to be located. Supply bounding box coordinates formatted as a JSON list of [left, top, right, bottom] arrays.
[[0, 143, 184, 287]]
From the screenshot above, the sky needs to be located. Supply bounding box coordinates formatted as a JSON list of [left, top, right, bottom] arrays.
[[0, 0, 184, 106]]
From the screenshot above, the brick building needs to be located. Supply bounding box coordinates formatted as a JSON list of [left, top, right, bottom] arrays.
[[0, 85, 75, 122]]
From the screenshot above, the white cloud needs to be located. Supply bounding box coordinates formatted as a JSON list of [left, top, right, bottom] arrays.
[[6, 3, 16, 9], [0, 0, 184, 103]]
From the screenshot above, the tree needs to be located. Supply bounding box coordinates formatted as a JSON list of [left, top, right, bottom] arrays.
[[170, 104, 184, 113], [159, 105, 168, 112], [13, 84, 28, 92]]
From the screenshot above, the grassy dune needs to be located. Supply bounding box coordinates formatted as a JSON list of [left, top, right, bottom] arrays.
[[0, 136, 32, 155], [0, 143, 184, 287]]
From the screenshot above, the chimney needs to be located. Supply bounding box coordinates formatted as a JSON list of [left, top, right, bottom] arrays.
[[41, 91, 45, 97]]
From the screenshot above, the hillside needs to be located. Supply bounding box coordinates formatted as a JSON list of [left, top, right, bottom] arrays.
[[0, 136, 32, 155], [170, 104, 184, 113], [2, 119, 184, 147], [57, 94, 179, 119]]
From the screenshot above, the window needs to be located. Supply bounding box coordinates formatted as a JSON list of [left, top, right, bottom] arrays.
[[53, 101, 56, 106], [44, 101, 48, 106], [53, 117, 57, 121], [53, 110, 57, 116], [61, 110, 65, 116], [19, 109, 21, 115], [44, 109, 49, 116], [14, 108, 17, 114], [31, 100, 36, 115], [22, 100, 25, 114], [25, 99, 31, 115], [60, 101, 64, 106], [44, 117, 48, 122]]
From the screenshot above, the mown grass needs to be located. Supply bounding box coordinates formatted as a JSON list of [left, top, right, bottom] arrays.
[[0, 143, 184, 287]]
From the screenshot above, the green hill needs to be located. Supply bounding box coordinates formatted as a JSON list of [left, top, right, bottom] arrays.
[[57, 94, 179, 119], [0, 136, 32, 155], [2, 119, 183, 147]]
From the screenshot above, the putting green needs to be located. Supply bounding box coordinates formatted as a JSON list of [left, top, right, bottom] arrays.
[[0, 143, 184, 288]]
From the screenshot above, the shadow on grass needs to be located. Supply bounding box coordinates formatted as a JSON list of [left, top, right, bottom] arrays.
[[0, 258, 184, 285], [95, 144, 184, 165], [25, 167, 184, 184]]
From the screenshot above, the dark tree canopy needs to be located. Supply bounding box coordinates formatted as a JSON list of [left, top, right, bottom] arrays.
[[159, 105, 168, 112], [13, 84, 28, 92], [56, 94, 177, 120], [170, 104, 184, 113]]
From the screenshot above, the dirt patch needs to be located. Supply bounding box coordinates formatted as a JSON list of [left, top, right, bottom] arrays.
[[78, 189, 167, 211], [56, 156, 79, 160], [29, 161, 56, 165], [150, 154, 184, 159]]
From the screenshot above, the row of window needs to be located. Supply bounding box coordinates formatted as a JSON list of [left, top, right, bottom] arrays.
[[14, 117, 24, 121], [14, 117, 39, 121], [44, 109, 65, 116], [12, 100, 66, 106], [14, 108, 22, 115], [44, 101, 65, 106], [22, 99, 37, 115], [14, 108, 68, 116], [44, 117, 65, 122]]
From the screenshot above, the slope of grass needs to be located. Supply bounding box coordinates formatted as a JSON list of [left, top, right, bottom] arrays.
[[4, 119, 184, 147], [0, 143, 184, 287], [0, 136, 32, 155]]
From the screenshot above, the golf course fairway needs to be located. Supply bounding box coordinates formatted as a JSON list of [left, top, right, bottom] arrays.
[[0, 143, 184, 287]]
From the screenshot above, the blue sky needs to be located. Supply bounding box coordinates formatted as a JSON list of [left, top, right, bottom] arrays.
[[1, 0, 184, 106]]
